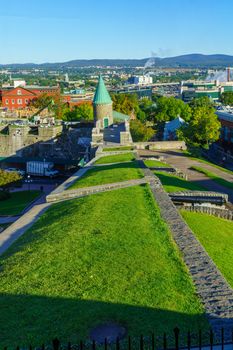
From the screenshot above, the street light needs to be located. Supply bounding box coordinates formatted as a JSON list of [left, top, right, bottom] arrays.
[[26, 174, 32, 192]]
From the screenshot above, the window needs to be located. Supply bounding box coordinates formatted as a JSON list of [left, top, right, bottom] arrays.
[[17, 99, 22, 104], [12, 99, 15, 104], [5, 99, 8, 104], [25, 99, 28, 104], [17, 89, 22, 95]]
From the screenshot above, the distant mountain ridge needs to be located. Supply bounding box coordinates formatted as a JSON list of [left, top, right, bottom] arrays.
[[2, 54, 233, 68]]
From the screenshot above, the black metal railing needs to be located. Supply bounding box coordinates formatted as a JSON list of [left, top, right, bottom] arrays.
[[3, 327, 233, 350]]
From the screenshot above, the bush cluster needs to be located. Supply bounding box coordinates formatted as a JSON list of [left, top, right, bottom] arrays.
[[0, 170, 22, 189]]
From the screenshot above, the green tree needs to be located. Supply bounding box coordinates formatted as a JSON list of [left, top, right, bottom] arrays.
[[111, 93, 139, 116], [63, 103, 93, 121], [130, 120, 154, 142], [189, 96, 214, 109], [220, 91, 233, 106], [177, 106, 221, 146], [154, 96, 192, 122]]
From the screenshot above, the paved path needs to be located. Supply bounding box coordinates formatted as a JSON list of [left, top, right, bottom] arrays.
[[139, 150, 233, 204], [0, 202, 51, 255]]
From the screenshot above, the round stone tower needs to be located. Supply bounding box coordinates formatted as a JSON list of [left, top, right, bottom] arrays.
[[93, 76, 113, 129]]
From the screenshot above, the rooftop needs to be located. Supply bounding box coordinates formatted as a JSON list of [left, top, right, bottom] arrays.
[[93, 76, 112, 105]]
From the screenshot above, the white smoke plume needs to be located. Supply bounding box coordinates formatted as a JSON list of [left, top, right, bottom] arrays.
[[206, 70, 230, 82], [144, 51, 157, 69]]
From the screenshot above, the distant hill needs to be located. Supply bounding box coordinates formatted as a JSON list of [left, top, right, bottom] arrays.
[[2, 54, 233, 69]]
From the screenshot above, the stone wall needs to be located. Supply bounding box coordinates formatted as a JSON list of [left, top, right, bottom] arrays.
[[181, 205, 233, 221], [134, 140, 186, 150]]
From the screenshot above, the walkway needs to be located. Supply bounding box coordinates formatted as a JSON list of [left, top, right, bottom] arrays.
[[0, 202, 51, 255], [139, 149, 233, 203]]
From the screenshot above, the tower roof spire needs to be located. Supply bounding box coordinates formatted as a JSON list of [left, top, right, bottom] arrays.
[[93, 75, 112, 105]]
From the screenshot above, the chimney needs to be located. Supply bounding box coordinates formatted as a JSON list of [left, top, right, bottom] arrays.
[[227, 67, 231, 82]]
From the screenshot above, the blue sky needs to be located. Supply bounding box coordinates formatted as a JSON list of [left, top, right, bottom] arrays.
[[1, 0, 233, 63]]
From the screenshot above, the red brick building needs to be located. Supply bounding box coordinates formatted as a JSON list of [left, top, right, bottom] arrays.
[[0, 86, 60, 110]]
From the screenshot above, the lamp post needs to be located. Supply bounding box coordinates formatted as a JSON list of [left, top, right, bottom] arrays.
[[26, 174, 32, 192]]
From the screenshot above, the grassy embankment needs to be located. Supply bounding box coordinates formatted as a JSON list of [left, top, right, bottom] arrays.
[[102, 146, 134, 152], [181, 211, 233, 287], [154, 171, 206, 193], [95, 153, 135, 165], [0, 185, 208, 347], [69, 162, 143, 189]]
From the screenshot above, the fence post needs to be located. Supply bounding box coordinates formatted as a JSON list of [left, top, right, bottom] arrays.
[[67, 341, 71, 350], [210, 329, 213, 350], [140, 335, 143, 350], [163, 333, 167, 350], [199, 329, 202, 350], [151, 333, 155, 350], [41, 344, 45, 350], [128, 336, 131, 350], [174, 327, 180, 350], [187, 331, 191, 350], [116, 336, 120, 350], [92, 340, 96, 350], [80, 340, 83, 350], [221, 328, 224, 350], [105, 338, 107, 350], [53, 338, 60, 350]]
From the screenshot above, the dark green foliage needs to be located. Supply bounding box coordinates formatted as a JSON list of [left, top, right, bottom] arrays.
[[111, 93, 139, 116], [63, 103, 93, 121], [130, 120, 154, 142], [220, 91, 233, 105], [177, 105, 221, 146], [154, 96, 192, 122]]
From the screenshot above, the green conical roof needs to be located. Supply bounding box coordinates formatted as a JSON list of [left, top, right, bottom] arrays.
[[93, 76, 112, 105]]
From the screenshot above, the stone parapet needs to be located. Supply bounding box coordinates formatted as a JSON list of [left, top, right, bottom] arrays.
[[46, 178, 148, 203]]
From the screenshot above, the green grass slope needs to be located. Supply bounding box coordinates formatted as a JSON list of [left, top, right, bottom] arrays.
[[0, 190, 40, 215], [70, 162, 143, 189], [181, 210, 233, 288], [0, 186, 207, 347]]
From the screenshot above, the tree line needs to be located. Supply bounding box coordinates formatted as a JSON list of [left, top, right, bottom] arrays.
[[31, 91, 221, 147]]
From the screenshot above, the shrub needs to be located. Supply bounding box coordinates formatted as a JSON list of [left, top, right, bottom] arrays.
[[0, 170, 22, 189]]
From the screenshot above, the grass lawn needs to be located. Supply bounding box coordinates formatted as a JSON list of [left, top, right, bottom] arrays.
[[181, 210, 233, 288], [191, 166, 233, 190], [69, 162, 144, 189], [154, 171, 206, 193], [95, 153, 135, 165], [0, 186, 208, 347], [102, 146, 134, 152], [144, 159, 169, 168], [0, 190, 41, 215]]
